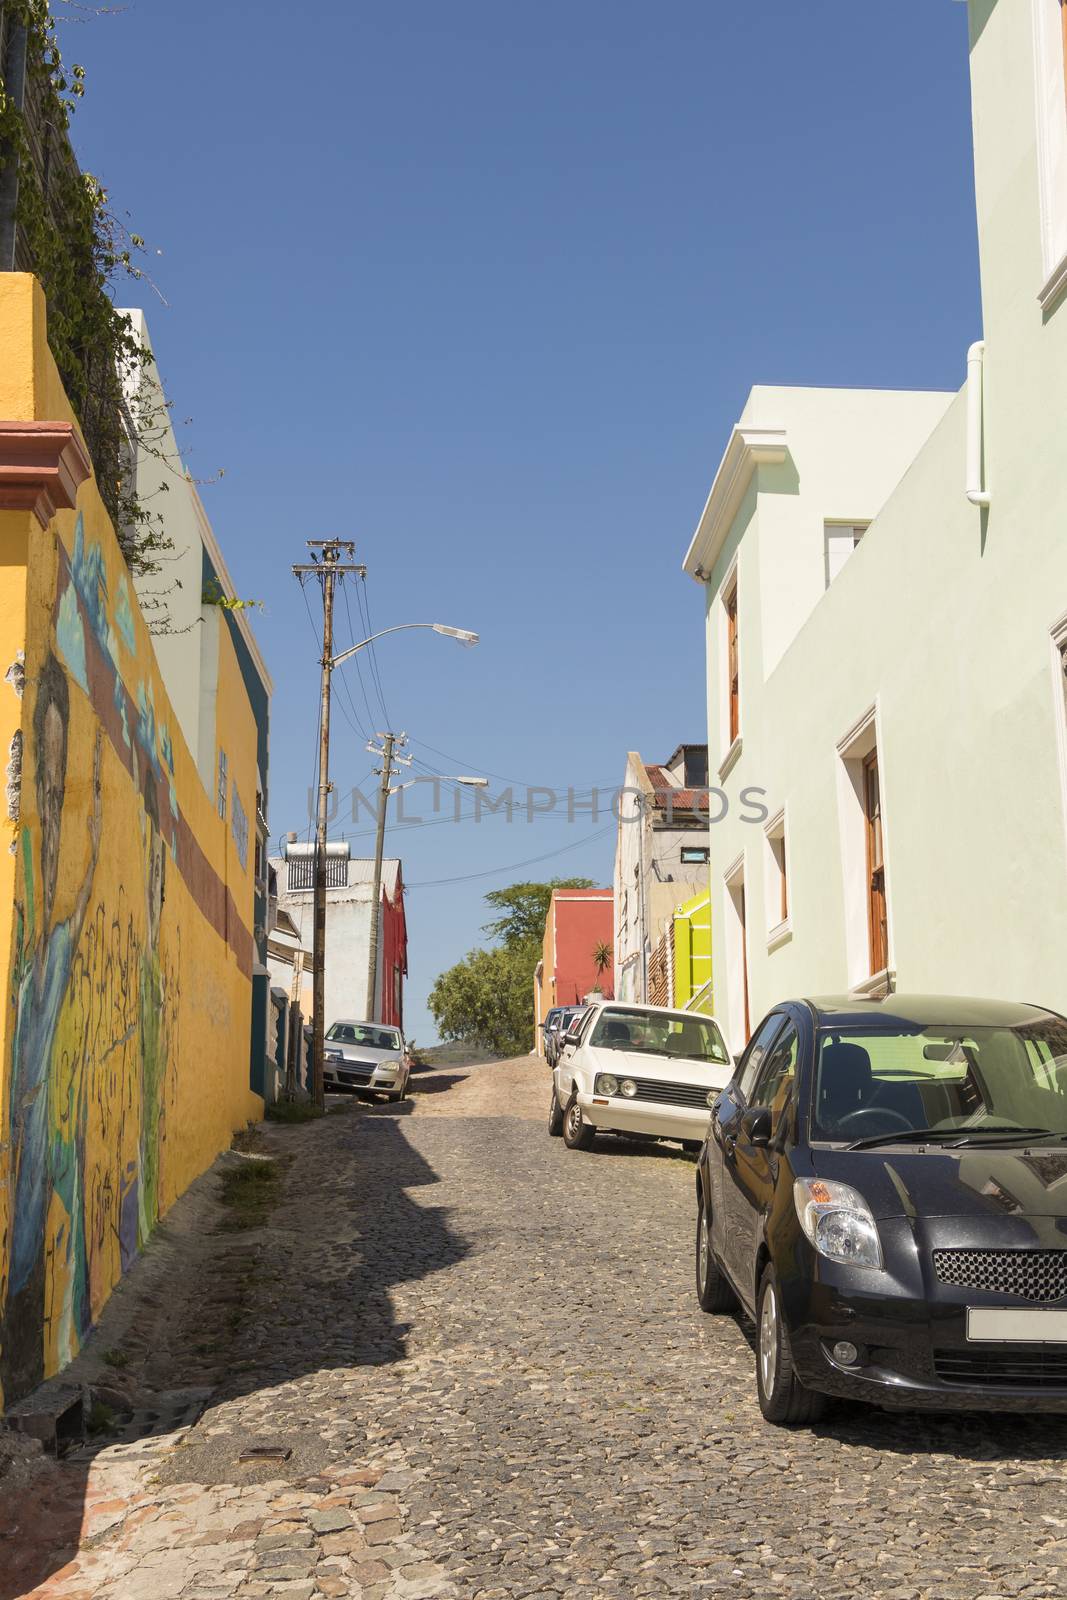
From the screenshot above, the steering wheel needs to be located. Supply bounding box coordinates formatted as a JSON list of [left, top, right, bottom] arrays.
[[834, 1106, 914, 1136]]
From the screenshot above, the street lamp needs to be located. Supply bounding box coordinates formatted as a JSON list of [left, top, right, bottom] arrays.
[[331, 622, 479, 670], [387, 774, 489, 795], [308, 618, 479, 1109]]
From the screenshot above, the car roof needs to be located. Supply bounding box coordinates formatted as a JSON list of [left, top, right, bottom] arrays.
[[804, 993, 1060, 1031], [330, 1019, 402, 1030], [591, 1000, 724, 1024]]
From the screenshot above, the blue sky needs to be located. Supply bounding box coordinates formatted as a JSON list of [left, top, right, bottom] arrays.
[[67, 0, 980, 1044]]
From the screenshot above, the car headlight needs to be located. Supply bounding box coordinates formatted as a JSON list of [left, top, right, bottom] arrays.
[[793, 1178, 883, 1270], [377, 1062, 399, 1075], [595, 1073, 620, 1096], [620, 1078, 636, 1098]]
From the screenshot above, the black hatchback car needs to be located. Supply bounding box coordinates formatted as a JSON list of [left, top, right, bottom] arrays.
[[696, 994, 1067, 1425]]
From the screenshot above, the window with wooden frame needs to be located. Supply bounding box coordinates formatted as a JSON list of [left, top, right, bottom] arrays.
[[864, 749, 888, 976], [763, 809, 789, 941], [725, 578, 740, 745]]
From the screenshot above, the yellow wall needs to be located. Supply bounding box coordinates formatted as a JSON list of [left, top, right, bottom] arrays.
[[0, 277, 262, 1407], [535, 908, 557, 1055], [673, 890, 713, 1014]]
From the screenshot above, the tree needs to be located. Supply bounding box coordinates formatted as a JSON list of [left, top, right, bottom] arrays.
[[591, 941, 613, 989], [482, 878, 595, 948], [428, 943, 537, 1059], [429, 877, 599, 1058]]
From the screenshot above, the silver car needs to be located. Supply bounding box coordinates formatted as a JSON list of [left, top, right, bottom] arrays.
[[323, 1020, 411, 1101]]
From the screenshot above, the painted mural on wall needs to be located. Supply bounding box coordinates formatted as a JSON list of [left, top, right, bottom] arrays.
[[0, 512, 226, 1403]]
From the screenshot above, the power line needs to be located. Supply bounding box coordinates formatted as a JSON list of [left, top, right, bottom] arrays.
[[405, 823, 615, 889], [407, 735, 618, 796], [300, 574, 368, 744], [340, 581, 377, 735], [357, 574, 391, 728]]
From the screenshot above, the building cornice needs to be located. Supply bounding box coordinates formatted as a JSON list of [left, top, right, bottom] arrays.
[[682, 425, 788, 583], [0, 421, 92, 528]]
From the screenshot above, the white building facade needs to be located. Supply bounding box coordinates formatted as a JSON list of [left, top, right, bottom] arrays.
[[270, 849, 407, 1029], [613, 746, 711, 1003], [684, 0, 1067, 1050]]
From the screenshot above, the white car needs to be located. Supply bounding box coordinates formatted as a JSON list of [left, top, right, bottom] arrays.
[[549, 1001, 732, 1152], [323, 1020, 411, 1101]]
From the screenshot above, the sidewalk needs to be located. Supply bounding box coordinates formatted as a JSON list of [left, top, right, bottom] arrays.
[[0, 1087, 473, 1600]]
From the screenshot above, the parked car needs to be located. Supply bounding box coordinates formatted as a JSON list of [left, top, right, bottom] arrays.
[[544, 1005, 585, 1068], [324, 1020, 411, 1101], [696, 993, 1067, 1425], [549, 1000, 731, 1152], [540, 1007, 565, 1064]]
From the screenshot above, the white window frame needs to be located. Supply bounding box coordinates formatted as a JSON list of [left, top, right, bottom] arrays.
[[716, 554, 743, 780], [1032, 0, 1067, 309], [823, 521, 870, 589], [763, 808, 792, 950], [835, 704, 894, 994]]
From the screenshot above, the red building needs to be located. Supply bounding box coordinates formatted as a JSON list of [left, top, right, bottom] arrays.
[[534, 887, 614, 1053], [378, 861, 408, 1028]]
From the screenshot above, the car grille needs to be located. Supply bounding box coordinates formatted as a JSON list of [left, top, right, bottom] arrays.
[[934, 1348, 1067, 1388], [629, 1077, 714, 1110], [933, 1248, 1067, 1303]]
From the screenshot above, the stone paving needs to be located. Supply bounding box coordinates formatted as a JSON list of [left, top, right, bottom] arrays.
[[6, 1055, 1067, 1599]]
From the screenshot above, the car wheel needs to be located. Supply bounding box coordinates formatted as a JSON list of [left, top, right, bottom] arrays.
[[562, 1097, 596, 1151], [681, 1140, 702, 1154], [695, 1193, 735, 1313], [548, 1084, 564, 1137], [755, 1265, 827, 1426], [386, 1079, 407, 1103]]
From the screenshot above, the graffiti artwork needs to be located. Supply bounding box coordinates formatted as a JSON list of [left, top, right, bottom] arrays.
[[1, 523, 201, 1401]]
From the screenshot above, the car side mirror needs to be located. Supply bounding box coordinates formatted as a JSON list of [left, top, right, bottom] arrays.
[[732, 1053, 743, 1068], [741, 1106, 772, 1147]]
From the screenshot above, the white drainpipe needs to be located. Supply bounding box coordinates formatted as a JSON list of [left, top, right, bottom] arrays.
[[966, 340, 990, 508]]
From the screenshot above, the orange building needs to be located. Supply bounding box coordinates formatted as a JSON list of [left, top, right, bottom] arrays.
[[533, 888, 613, 1054]]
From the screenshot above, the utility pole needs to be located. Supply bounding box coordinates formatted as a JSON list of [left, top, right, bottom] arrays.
[[293, 539, 364, 1108], [365, 731, 408, 1021]]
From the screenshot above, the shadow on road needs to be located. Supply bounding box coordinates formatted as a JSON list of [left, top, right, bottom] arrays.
[[0, 1108, 469, 1597], [587, 1132, 696, 1163]]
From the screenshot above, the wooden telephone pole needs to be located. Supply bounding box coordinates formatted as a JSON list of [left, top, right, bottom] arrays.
[[292, 540, 365, 1109], [364, 731, 408, 1020]]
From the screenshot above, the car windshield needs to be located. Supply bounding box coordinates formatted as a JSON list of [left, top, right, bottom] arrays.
[[326, 1023, 401, 1051], [588, 1007, 729, 1065], [812, 1020, 1067, 1142]]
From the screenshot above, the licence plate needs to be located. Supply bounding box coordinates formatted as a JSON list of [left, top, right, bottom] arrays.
[[967, 1307, 1067, 1342]]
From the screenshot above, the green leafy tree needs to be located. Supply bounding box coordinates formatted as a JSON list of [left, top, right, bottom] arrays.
[[430, 877, 597, 1057], [482, 878, 595, 948], [428, 943, 538, 1059]]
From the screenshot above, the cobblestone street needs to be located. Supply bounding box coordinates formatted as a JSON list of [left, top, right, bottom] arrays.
[[7, 1055, 1067, 1600]]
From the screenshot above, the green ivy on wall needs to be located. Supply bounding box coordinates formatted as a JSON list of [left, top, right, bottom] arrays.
[[0, 0, 170, 580]]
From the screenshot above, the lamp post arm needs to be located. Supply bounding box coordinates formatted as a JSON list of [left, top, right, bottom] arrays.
[[330, 623, 438, 669]]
